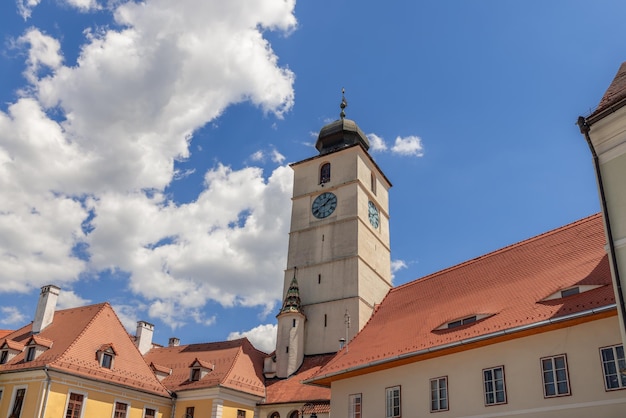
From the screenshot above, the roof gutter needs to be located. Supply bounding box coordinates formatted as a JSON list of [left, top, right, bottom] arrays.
[[577, 114, 626, 339], [305, 304, 616, 385]]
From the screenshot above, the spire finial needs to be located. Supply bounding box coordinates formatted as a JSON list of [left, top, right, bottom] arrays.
[[340, 88, 347, 119]]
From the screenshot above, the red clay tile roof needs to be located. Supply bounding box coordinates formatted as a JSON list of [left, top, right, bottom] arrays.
[[590, 62, 626, 119], [144, 338, 266, 397], [0, 302, 170, 397], [1, 339, 25, 351], [309, 214, 613, 385], [0, 330, 12, 340], [264, 354, 333, 405], [28, 335, 54, 348], [302, 401, 331, 414]]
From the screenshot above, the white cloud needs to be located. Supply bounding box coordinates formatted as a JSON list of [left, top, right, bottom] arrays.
[[367, 133, 424, 157], [391, 259, 407, 273], [228, 323, 277, 353], [16, 0, 41, 19], [0, 307, 27, 326], [0, 0, 297, 330], [367, 133, 388, 152], [271, 149, 286, 164], [391, 135, 424, 157], [250, 150, 265, 162], [58, 290, 92, 309], [17, 29, 63, 84]]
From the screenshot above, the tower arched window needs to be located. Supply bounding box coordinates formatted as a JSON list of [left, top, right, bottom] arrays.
[[320, 163, 331, 184]]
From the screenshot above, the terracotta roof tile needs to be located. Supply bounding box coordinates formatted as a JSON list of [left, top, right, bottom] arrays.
[[0, 330, 12, 340], [144, 338, 266, 397], [590, 62, 626, 118], [28, 335, 54, 348], [1, 339, 25, 351], [0, 303, 170, 397], [310, 214, 613, 384], [264, 354, 333, 404]]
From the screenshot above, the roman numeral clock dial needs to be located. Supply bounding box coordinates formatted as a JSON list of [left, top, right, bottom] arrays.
[[312, 192, 337, 219]]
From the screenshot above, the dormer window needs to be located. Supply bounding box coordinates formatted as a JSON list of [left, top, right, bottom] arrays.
[[97, 344, 116, 369], [23, 335, 53, 362], [542, 285, 603, 301], [435, 314, 493, 331], [26, 347, 36, 362], [320, 163, 331, 184], [448, 316, 476, 329], [0, 339, 25, 365], [188, 358, 214, 382]]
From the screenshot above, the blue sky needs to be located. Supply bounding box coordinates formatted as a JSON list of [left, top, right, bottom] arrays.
[[0, 0, 624, 352]]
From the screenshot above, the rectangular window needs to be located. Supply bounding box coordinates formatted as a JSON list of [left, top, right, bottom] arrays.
[[349, 393, 362, 418], [483, 366, 506, 405], [385, 386, 401, 418], [101, 353, 113, 369], [190, 368, 200, 381], [541, 355, 570, 397], [185, 407, 195, 418], [10, 388, 26, 418], [601, 345, 626, 390], [144, 408, 156, 418], [26, 346, 36, 361], [65, 393, 84, 418], [114, 402, 128, 418], [237, 410, 246, 418], [0, 350, 8, 364], [430, 377, 448, 412]]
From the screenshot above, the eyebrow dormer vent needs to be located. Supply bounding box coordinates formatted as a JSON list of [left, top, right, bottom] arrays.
[[435, 314, 494, 331], [542, 285, 603, 301]]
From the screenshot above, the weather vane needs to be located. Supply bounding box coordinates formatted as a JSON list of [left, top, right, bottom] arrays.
[[340, 88, 347, 119]]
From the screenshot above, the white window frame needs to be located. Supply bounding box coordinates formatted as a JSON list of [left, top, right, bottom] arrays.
[[349, 393, 362, 418], [112, 400, 129, 418], [483, 366, 506, 405], [541, 354, 570, 397], [143, 406, 158, 418], [385, 385, 401, 418], [8, 386, 27, 418], [600, 344, 626, 391], [430, 376, 448, 412], [63, 390, 88, 418]]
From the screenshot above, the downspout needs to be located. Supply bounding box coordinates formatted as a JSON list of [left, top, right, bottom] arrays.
[[170, 391, 177, 418], [577, 116, 626, 337], [39, 366, 51, 418]]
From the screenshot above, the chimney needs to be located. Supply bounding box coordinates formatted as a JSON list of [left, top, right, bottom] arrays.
[[135, 321, 154, 354], [32, 285, 60, 334], [168, 337, 180, 347]]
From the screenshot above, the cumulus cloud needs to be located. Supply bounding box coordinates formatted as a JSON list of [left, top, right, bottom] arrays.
[[58, 290, 92, 309], [367, 133, 387, 152], [17, 29, 64, 84], [367, 133, 425, 157], [0, 0, 297, 330], [228, 323, 277, 353], [391, 135, 424, 157], [0, 307, 27, 326]]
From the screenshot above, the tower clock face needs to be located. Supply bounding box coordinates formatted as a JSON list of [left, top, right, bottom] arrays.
[[368, 201, 380, 228], [312, 192, 337, 219]]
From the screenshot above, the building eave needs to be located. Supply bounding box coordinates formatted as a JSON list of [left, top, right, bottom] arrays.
[[304, 305, 617, 387]]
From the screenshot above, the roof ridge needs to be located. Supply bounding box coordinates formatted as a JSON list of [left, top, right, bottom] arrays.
[[392, 213, 602, 292], [52, 302, 110, 364]]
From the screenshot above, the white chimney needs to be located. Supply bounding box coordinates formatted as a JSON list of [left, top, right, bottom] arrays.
[[135, 321, 154, 354], [168, 337, 180, 347], [32, 285, 60, 334]]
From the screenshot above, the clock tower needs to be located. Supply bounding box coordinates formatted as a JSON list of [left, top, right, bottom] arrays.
[[273, 96, 392, 377]]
